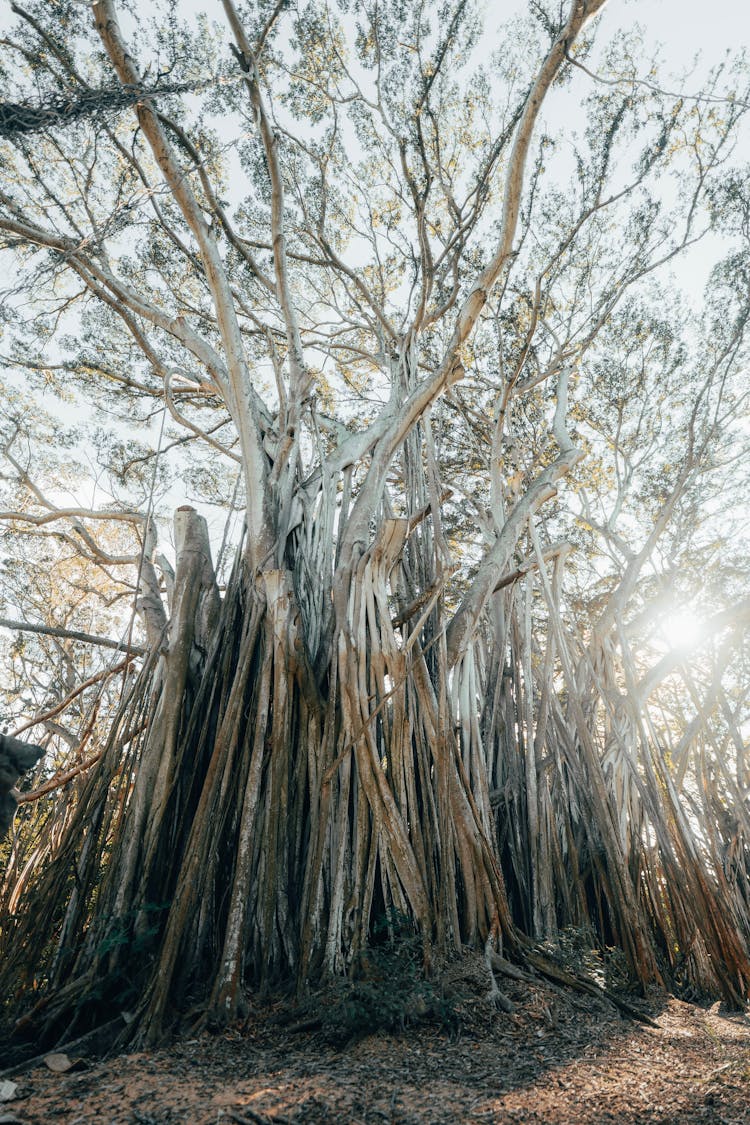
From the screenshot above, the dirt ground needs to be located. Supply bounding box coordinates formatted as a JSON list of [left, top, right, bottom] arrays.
[[2, 970, 750, 1124]]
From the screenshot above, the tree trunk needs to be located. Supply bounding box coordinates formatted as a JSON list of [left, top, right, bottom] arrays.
[[1, 0, 749, 1046]]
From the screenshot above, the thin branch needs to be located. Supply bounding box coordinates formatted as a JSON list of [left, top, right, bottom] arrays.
[[11, 656, 137, 736], [0, 616, 147, 654], [17, 752, 103, 804]]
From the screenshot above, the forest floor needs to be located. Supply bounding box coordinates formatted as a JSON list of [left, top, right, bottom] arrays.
[[3, 958, 750, 1124]]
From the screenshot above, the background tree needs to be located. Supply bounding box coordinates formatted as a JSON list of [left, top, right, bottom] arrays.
[[0, 0, 749, 1044]]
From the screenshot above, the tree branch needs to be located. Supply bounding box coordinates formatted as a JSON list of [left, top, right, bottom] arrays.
[[0, 617, 147, 654]]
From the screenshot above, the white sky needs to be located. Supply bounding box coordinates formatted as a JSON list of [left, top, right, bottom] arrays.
[[608, 0, 750, 59]]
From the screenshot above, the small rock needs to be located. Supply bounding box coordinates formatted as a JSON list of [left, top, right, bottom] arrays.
[[0, 1082, 18, 1104]]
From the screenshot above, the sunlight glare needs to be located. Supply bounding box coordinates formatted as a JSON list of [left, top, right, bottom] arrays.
[[659, 609, 703, 653]]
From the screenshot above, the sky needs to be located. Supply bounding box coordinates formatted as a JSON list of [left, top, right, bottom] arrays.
[[608, 0, 750, 61], [547, 0, 750, 298]]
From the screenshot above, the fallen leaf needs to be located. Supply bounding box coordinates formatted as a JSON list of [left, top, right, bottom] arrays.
[[0, 1082, 18, 1104], [43, 1053, 83, 1074]]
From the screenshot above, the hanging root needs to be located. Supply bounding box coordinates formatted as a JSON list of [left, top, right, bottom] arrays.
[[2, 512, 749, 1046]]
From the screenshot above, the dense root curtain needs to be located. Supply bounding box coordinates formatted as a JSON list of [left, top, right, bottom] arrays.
[[0, 507, 509, 1040], [3, 501, 750, 1045]]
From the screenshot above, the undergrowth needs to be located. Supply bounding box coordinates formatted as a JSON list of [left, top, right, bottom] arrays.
[[308, 912, 460, 1046], [539, 926, 633, 993]]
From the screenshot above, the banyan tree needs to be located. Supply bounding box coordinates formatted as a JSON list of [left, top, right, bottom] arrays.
[[1, 0, 750, 1044]]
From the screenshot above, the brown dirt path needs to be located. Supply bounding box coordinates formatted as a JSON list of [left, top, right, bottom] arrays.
[[3, 978, 750, 1124]]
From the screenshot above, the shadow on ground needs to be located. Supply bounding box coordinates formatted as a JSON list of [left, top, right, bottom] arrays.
[[3, 963, 750, 1124]]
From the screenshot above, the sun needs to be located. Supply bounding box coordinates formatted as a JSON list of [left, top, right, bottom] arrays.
[[659, 608, 703, 652]]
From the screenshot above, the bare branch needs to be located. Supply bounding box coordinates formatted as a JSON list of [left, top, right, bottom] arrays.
[[0, 616, 147, 654]]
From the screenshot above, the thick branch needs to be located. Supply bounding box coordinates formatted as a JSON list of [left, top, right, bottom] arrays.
[[92, 0, 275, 566], [445, 444, 584, 668]]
